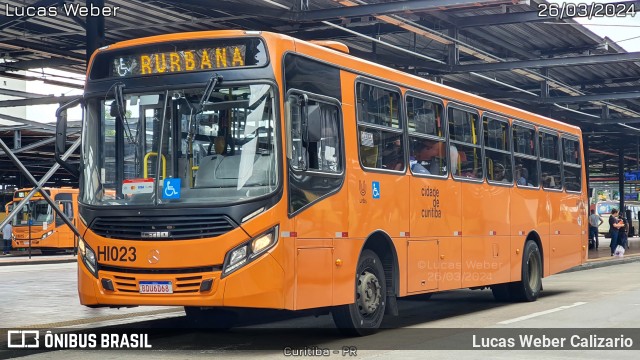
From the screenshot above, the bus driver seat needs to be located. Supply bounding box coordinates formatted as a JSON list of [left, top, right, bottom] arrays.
[[194, 136, 227, 188]]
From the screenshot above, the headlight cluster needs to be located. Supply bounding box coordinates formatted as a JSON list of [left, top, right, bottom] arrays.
[[78, 238, 98, 278], [41, 230, 54, 239], [222, 226, 278, 278]]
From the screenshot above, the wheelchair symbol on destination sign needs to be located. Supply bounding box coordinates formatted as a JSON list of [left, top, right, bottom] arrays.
[[162, 178, 181, 199]]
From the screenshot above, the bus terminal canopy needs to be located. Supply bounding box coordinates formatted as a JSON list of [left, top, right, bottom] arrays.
[[2, 0, 640, 187]]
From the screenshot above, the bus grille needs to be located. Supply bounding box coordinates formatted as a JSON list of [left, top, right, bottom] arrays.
[[100, 265, 221, 294], [91, 215, 236, 240], [113, 275, 205, 294]]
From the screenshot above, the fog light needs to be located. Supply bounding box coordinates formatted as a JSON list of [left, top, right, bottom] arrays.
[[101, 278, 114, 291], [200, 278, 213, 292]]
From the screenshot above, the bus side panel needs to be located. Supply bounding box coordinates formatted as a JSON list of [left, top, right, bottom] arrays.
[[409, 177, 461, 239], [438, 236, 462, 291], [462, 236, 511, 288], [332, 237, 365, 305], [461, 182, 511, 287], [551, 193, 583, 273], [510, 188, 550, 280], [409, 174, 460, 294], [558, 193, 588, 269], [548, 191, 567, 274], [480, 184, 512, 241], [294, 240, 333, 310]]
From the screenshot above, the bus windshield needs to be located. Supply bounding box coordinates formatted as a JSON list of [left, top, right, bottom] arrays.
[[11, 200, 53, 227], [596, 202, 617, 216], [82, 83, 278, 206]]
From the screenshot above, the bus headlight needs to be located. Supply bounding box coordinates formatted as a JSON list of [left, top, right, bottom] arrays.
[[78, 238, 98, 278], [222, 226, 278, 278], [41, 231, 53, 239]]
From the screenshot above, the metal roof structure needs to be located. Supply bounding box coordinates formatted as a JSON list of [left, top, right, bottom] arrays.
[[2, 0, 640, 188]]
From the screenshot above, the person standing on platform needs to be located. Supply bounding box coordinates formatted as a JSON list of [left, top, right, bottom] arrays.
[[588, 209, 603, 250], [2, 222, 12, 255], [609, 209, 624, 256]]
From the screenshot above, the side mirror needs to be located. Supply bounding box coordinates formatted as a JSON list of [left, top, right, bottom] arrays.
[[55, 98, 82, 178], [588, 187, 594, 198]]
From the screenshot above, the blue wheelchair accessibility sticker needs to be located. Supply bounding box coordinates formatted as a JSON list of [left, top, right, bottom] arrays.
[[163, 178, 181, 199], [372, 181, 380, 199]]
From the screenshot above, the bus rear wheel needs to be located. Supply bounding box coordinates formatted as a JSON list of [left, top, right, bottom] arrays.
[[183, 306, 237, 330], [332, 249, 386, 336]]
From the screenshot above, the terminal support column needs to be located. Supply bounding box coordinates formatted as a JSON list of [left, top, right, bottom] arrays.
[[86, 0, 105, 64], [619, 148, 625, 212]]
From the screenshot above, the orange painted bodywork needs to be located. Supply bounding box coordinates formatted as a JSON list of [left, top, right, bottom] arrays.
[[78, 31, 587, 310], [10, 187, 79, 250]]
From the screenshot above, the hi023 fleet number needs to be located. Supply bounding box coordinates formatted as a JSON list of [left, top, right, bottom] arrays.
[[97, 246, 137, 262]]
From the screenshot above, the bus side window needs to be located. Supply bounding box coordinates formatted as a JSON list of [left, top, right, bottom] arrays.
[[449, 107, 482, 180], [356, 82, 404, 172]]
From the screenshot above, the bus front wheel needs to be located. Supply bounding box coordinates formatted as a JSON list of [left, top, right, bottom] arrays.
[[509, 240, 542, 302], [332, 249, 386, 336], [183, 306, 237, 330]]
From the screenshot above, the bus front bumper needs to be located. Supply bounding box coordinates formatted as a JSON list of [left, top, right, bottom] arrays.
[[78, 251, 285, 309]]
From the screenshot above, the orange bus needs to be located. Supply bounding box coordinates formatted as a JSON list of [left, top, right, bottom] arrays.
[[55, 30, 587, 334], [10, 188, 79, 253]]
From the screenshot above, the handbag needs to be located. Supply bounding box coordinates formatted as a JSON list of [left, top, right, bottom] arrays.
[[614, 245, 625, 258]]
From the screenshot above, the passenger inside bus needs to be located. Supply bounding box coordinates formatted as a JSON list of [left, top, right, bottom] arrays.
[[412, 139, 445, 175], [409, 142, 430, 174], [382, 138, 404, 171], [492, 163, 510, 183], [516, 164, 532, 186], [542, 173, 557, 189]]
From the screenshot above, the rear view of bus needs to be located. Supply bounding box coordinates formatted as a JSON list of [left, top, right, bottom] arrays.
[[10, 188, 78, 252]]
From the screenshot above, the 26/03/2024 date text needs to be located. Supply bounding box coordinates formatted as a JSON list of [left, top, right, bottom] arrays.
[[538, 2, 636, 20]]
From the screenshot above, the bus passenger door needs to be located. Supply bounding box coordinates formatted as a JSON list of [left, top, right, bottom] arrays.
[[286, 93, 346, 310]]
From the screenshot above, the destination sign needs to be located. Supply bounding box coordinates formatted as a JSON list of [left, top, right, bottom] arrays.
[[111, 46, 247, 77], [90, 38, 267, 80]]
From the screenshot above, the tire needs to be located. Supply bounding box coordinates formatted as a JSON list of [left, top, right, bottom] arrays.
[[509, 240, 543, 302], [184, 306, 237, 330], [332, 249, 386, 336]]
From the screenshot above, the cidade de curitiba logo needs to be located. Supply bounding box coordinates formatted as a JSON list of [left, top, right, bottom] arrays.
[[7, 330, 152, 349]]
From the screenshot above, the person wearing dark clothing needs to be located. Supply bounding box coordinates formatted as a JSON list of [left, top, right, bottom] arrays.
[[609, 209, 624, 256], [619, 216, 629, 250]]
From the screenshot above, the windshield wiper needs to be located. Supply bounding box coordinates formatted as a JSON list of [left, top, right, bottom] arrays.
[[198, 73, 223, 113], [113, 83, 137, 144], [183, 74, 224, 188], [186, 73, 223, 158]]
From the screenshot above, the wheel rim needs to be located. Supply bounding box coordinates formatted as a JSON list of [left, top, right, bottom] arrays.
[[527, 250, 541, 292], [356, 270, 382, 318]]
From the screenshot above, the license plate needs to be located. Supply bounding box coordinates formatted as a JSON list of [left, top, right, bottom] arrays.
[[139, 281, 173, 294]]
